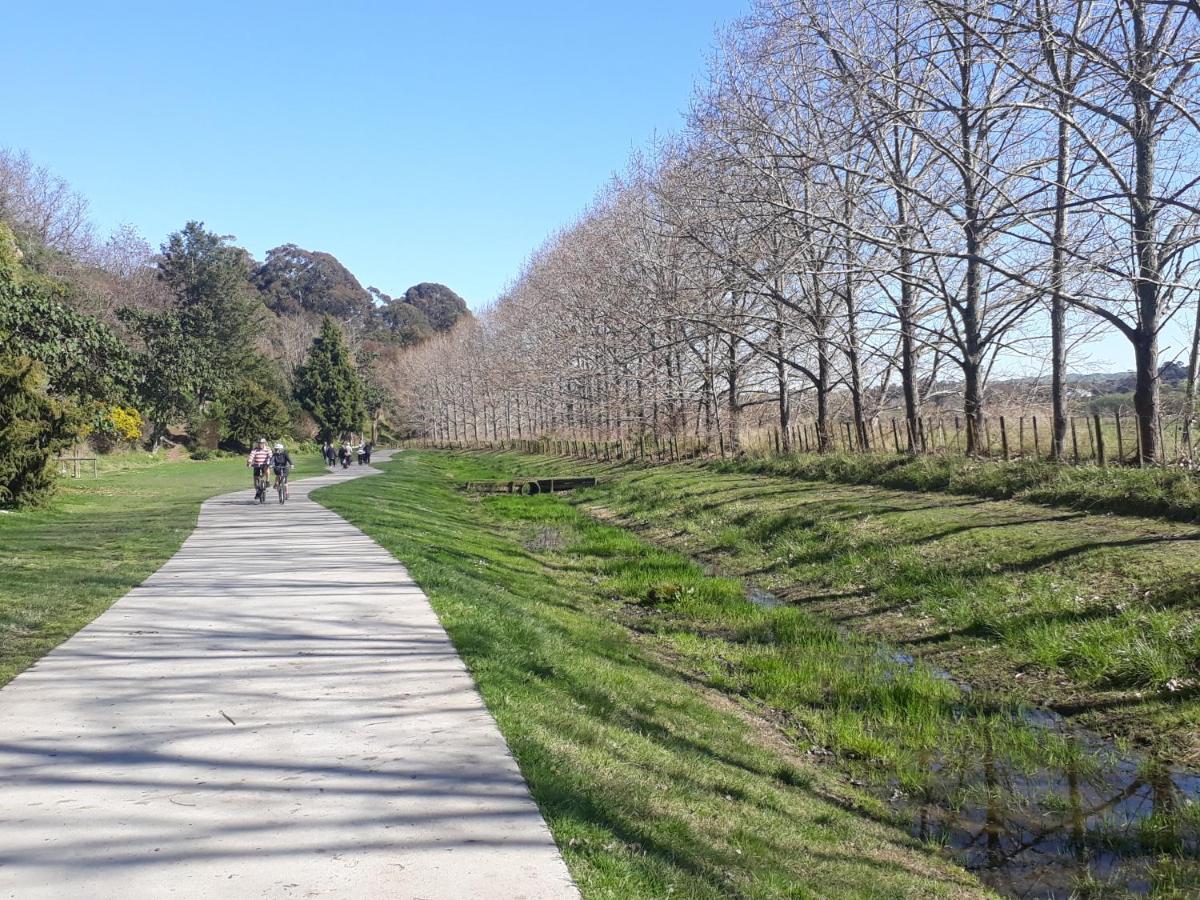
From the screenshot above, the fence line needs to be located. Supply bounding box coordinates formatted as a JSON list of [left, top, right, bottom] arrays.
[[402, 409, 1197, 469]]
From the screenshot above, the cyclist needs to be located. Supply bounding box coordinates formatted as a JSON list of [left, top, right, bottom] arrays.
[[246, 438, 273, 500], [271, 442, 294, 495]]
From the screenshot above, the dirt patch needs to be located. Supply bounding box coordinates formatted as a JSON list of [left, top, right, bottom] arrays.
[[524, 527, 567, 552]]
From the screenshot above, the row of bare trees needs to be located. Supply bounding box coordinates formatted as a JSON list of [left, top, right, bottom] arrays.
[[393, 0, 1200, 463]]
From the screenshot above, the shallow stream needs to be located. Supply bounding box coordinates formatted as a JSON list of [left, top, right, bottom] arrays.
[[745, 586, 1200, 897]]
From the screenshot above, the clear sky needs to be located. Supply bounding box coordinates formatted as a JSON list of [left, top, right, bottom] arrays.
[[9, 0, 746, 309]]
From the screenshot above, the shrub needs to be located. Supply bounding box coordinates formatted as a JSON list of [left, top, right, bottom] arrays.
[[0, 355, 83, 508], [214, 380, 291, 451], [189, 448, 238, 461]]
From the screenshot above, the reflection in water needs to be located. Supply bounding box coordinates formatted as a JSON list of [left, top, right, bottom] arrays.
[[894, 709, 1200, 897], [747, 587, 785, 609], [737, 582, 1197, 895]]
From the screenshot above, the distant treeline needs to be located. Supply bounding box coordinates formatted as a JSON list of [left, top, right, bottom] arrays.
[[0, 148, 469, 506]]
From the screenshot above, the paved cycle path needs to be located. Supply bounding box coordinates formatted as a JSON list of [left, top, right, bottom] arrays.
[[0, 454, 578, 899]]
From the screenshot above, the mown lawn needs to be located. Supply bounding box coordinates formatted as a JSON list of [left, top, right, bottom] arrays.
[[0, 451, 326, 686], [316, 452, 986, 899]]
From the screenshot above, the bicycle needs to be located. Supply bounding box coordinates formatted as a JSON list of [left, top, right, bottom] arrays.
[[253, 467, 269, 504], [275, 469, 289, 505]]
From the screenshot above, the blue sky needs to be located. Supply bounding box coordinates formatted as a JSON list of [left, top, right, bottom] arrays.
[[9, 1, 746, 309]]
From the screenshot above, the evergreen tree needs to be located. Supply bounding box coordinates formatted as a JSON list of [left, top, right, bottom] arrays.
[[0, 222, 133, 405], [294, 316, 365, 441], [156, 221, 260, 393], [217, 379, 291, 450], [120, 222, 263, 446], [0, 355, 82, 508]]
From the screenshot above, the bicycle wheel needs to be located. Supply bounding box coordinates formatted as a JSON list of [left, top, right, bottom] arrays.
[[277, 477, 287, 505]]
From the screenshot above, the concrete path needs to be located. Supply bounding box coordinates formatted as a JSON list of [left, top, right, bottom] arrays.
[[0, 455, 578, 899]]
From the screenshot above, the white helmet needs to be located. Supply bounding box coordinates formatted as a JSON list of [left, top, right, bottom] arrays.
[[274, 442, 284, 450]]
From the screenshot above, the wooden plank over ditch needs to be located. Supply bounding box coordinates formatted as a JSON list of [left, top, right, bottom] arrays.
[[462, 477, 597, 495]]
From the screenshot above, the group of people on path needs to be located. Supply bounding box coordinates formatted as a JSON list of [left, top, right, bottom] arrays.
[[245, 437, 373, 499], [246, 438, 293, 500], [321, 440, 371, 469]]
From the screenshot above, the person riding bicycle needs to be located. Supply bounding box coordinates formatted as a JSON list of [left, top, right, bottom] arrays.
[[246, 438, 273, 499], [271, 442, 293, 488]]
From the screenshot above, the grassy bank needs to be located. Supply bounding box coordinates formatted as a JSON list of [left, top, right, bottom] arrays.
[[587, 463, 1200, 757], [0, 451, 325, 686], [421, 448, 1200, 758], [315, 452, 985, 898], [721, 451, 1200, 522]]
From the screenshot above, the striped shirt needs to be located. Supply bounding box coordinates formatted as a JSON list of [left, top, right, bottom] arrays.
[[247, 448, 273, 467]]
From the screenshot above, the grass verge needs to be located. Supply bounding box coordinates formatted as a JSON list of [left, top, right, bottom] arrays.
[[0, 451, 326, 686], [315, 452, 986, 899], [426, 448, 1200, 759], [721, 451, 1200, 522]]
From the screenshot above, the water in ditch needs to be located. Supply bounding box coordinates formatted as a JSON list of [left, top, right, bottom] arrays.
[[889, 709, 1199, 898], [743, 587, 1200, 897]]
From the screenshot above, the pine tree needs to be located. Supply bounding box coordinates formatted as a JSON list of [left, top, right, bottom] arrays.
[[0, 355, 81, 508], [294, 316, 365, 441]]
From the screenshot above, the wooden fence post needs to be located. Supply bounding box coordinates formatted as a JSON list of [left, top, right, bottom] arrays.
[[999, 416, 1010, 460], [891, 419, 901, 453], [1070, 418, 1080, 464], [1094, 413, 1106, 467]]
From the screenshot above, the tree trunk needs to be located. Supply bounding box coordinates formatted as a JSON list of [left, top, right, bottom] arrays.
[[727, 336, 741, 453], [816, 331, 831, 452], [896, 180, 920, 451], [775, 307, 791, 451], [1130, 0, 1161, 464], [844, 261, 868, 450], [1183, 296, 1200, 450], [1050, 113, 1071, 460]]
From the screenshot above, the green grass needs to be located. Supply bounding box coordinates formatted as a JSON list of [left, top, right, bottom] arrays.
[[431, 447, 1200, 760], [322, 449, 1200, 894], [315, 452, 987, 899], [587, 463, 1200, 752], [0, 451, 326, 686], [721, 450, 1200, 521]]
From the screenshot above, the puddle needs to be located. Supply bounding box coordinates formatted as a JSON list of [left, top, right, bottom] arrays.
[[747, 587, 785, 609], [740, 580, 1199, 894], [879, 649, 971, 692], [884, 706, 1199, 897]]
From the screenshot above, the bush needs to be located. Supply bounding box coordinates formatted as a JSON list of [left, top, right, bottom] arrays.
[[214, 379, 291, 451], [189, 448, 238, 461], [90, 405, 145, 452], [0, 355, 83, 508]]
